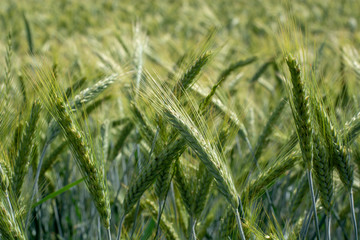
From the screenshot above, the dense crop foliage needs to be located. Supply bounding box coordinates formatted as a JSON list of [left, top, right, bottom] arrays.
[[1, 0, 360, 239]]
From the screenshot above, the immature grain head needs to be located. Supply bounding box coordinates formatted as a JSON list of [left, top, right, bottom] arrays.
[[174, 158, 193, 214], [122, 138, 185, 215], [312, 133, 333, 213], [192, 163, 213, 219], [314, 102, 354, 190], [55, 99, 111, 228], [72, 74, 118, 109], [253, 97, 287, 161], [0, 191, 26, 240], [285, 56, 312, 169], [141, 73, 239, 209], [26, 64, 111, 229], [0, 163, 9, 194], [344, 110, 360, 143], [13, 100, 41, 196], [174, 51, 212, 99]]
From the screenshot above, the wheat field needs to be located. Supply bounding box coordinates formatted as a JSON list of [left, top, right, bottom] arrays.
[[1, 0, 360, 239]]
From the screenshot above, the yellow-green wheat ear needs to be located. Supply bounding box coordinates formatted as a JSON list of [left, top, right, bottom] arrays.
[[54, 99, 111, 229], [0, 164, 26, 240], [0, 202, 26, 240]]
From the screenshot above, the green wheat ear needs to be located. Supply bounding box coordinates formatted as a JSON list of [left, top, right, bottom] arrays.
[[312, 133, 333, 213], [139, 72, 247, 239], [0, 158, 26, 240], [122, 138, 185, 216], [13, 100, 41, 196], [312, 99, 357, 238], [26, 65, 112, 230], [0, 201, 26, 240], [286, 56, 312, 168], [174, 51, 212, 99], [54, 99, 111, 229], [285, 55, 320, 240]]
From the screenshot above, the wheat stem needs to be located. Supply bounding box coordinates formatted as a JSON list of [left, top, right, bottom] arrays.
[[188, 216, 197, 240], [326, 214, 331, 240], [235, 208, 246, 240], [25, 141, 49, 229], [98, 217, 102, 240], [107, 227, 112, 240], [301, 208, 313, 240], [349, 189, 359, 240], [116, 214, 125, 240], [307, 169, 320, 240]]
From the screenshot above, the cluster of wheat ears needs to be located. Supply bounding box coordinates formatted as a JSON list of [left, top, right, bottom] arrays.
[[1, 13, 360, 240]]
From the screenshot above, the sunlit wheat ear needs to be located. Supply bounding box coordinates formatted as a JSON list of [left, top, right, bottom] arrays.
[[166, 102, 239, 208], [56, 99, 111, 229], [139, 73, 246, 239], [46, 73, 122, 144], [140, 73, 239, 209], [344, 111, 360, 143], [0, 164, 9, 194], [154, 49, 212, 209], [0, 200, 26, 240], [26, 64, 111, 229], [0, 160, 25, 240], [72, 74, 118, 109]]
